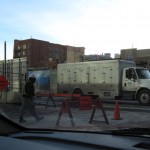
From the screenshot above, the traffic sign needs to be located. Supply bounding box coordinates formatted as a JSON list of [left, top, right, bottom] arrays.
[[0, 76, 9, 91]]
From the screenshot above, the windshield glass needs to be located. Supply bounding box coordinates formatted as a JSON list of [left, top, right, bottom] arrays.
[[136, 69, 150, 79], [0, 0, 150, 134]]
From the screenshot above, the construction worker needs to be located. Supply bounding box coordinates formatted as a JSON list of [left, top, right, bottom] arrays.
[[19, 74, 44, 123]]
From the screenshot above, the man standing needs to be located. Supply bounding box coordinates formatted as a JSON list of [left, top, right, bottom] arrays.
[[19, 74, 44, 123]]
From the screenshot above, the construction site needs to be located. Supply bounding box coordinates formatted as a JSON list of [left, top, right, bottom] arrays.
[[0, 38, 150, 131]]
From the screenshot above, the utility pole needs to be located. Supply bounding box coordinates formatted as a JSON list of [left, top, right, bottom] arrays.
[[4, 41, 6, 77], [4, 41, 7, 103]]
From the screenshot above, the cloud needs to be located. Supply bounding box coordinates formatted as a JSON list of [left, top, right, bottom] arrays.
[[1, 0, 150, 59], [15, 1, 150, 55]]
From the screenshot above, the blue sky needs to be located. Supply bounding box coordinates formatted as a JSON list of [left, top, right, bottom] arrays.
[[1, 0, 150, 60]]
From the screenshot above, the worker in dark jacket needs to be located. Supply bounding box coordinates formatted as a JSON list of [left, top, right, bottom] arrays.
[[19, 74, 44, 123]]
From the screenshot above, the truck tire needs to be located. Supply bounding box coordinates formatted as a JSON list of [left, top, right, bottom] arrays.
[[73, 88, 83, 96], [137, 89, 150, 105]]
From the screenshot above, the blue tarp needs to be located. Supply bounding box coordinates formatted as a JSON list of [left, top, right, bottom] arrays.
[[28, 69, 50, 93]]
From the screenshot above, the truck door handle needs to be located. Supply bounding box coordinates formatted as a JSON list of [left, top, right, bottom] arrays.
[[124, 83, 126, 87]]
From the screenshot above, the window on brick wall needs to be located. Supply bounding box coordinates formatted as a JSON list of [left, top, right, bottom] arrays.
[[28, 50, 30, 55], [17, 45, 21, 50], [23, 51, 26, 55], [18, 52, 20, 56], [23, 44, 26, 49], [27, 44, 30, 49]]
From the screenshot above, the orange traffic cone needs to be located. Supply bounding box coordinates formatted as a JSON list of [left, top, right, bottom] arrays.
[[113, 100, 121, 120]]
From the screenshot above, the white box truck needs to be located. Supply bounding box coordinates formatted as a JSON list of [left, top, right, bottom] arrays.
[[57, 59, 150, 105]]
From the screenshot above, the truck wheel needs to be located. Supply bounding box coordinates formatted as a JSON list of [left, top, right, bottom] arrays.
[[137, 89, 150, 105], [73, 89, 83, 96]]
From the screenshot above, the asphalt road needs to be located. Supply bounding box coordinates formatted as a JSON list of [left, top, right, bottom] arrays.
[[0, 97, 150, 132]]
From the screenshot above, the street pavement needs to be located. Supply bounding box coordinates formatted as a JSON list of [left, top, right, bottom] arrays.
[[0, 97, 150, 131]]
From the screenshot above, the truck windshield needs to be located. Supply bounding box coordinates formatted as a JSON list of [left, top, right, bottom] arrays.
[[136, 68, 150, 79]]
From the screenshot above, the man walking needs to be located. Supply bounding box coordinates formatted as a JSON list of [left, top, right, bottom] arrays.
[[19, 74, 44, 123]]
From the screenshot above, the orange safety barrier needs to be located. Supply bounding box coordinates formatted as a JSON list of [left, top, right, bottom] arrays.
[[51, 93, 80, 97], [55, 97, 109, 126], [36, 93, 80, 97], [35, 93, 81, 108], [35, 92, 56, 108], [52, 94, 81, 108], [79, 96, 92, 110], [55, 99, 75, 127], [36, 93, 109, 126], [89, 98, 109, 124]]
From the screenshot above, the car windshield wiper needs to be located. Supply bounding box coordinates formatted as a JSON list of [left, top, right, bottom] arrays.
[[110, 128, 150, 137]]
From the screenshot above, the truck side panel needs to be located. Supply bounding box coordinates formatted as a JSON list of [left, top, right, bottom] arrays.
[[57, 60, 135, 99]]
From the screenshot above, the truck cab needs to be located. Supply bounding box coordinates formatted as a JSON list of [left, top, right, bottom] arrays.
[[122, 67, 150, 105]]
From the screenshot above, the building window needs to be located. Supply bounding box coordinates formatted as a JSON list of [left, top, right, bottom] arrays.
[[17, 45, 21, 50], [28, 50, 30, 55], [23, 44, 26, 49], [27, 44, 30, 49], [23, 51, 26, 55], [18, 52, 20, 56]]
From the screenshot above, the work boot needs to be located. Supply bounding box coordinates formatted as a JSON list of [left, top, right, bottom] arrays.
[[36, 116, 44, 122], [19, 116, 27, 123]]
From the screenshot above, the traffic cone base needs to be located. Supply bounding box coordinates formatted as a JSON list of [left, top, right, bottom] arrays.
[[113, 100, 122, 120]]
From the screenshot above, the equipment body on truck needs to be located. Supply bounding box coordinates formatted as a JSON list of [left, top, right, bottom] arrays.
[[28, 68, 57, 94], [57, 59, 150, 105]]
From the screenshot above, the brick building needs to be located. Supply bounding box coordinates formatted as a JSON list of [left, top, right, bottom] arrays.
[[84, 53, 112, 61], [13, 38, 85, 68], [120, 48, 150, 69], [120, 48, 137, 61]]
